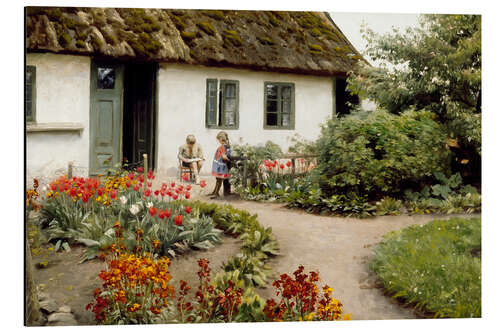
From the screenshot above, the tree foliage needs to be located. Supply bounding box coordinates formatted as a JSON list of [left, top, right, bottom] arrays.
[[347, 14, 481, 180]]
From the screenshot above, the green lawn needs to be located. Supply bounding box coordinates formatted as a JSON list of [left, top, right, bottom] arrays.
[[371, 217, 481, 318]]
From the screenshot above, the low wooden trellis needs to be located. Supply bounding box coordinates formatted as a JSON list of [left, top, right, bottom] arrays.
[[236, 153, 318, 187]]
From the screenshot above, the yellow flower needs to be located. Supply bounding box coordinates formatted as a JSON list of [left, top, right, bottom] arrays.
[[343, 313, 352, 320]]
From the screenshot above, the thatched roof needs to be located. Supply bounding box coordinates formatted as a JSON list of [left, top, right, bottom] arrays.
[[26, 7, 363, 76]]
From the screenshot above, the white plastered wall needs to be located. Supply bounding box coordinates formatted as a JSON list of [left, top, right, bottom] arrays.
[[156, 63, 333, 176], [26, 53, 91, 183]]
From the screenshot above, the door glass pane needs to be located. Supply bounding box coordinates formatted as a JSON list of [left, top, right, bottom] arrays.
[[26, 84, 32, 102], [225, 112, 235, 126], [225, 83, 236, 98], [224, 98, 236, 112], [267, 112, 277, 126], [97, 67, 115, 89], [266, 84, 278, 98]]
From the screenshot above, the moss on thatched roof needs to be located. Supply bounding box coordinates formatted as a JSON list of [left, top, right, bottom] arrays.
[[26, 7, 363, 76]]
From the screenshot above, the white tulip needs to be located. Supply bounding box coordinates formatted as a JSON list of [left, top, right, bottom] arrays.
[[130, 204, 140, 215], [120, 196, 128, 205]]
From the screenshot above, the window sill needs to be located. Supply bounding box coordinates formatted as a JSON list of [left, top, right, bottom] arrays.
[[263, 126, 295, 130], [26, 122, 85, 133], [206, 125, 239, 130]]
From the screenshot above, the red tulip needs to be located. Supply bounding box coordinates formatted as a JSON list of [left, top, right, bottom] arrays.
[[110, 190, 117, 199], [286, 161, 292, 167], [154, 190, 159, 196], [165, 209, 172, 218], [144, 189, 151, 197], [158, 210, 165, 219], [69, 188, 77, 197], [147, 182, 152, 188], [133, 185, 139, 191], [50, 183, 57, 191], [139, 174, 145, 183], [185, 192, 190, 199], [137, 167, 143, 173], [126, 181, 131, 188], [200, 180, 206, 188], [172, 194, 178, 200], [182, 173, 189, 181], [170, 182, 176, 188], [97, 188, 103, 196], [186, 185, 192, 191], [149, 206, 157, 217], [174, 215, 183, 226], [280, 164, 285, 169], [185, 206, 192, 214], [147, 169, 154, 180], [128, 173, 134, 180]]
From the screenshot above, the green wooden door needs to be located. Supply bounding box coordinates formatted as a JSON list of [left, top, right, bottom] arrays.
[[89, 62, 124, 175]]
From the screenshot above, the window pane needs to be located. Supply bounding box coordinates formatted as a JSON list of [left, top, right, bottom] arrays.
[[282, 100, 291, 114], [281, 113, 290, 127], [208, 81, 217, 97], [26, 70, 32, 83], [267, 112, 277, 126], [281, 86, 292, 98], [266, 100, 278, 112], [224, 98, 236, 112], [208, 110, 216, 125], [26, 101, 32, 117], [26, 84, 32, 102], [266, 84, 278, 98], [97, 68, 115, 89], [208, 96, 217, 112], [225, 83, 236, 98], [225, 112, 235, 126]]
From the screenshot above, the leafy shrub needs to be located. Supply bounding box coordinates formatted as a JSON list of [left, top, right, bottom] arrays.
[[375, 197, 403, 216], [314, 110, 451, 199], [371, 217, 481, 318]]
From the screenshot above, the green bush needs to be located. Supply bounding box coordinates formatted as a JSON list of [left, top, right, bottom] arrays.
[[314, 110, 451, 199], [371, 217, 481, 318]]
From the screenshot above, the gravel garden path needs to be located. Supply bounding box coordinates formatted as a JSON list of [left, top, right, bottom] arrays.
[[206, 193, 480, 320]]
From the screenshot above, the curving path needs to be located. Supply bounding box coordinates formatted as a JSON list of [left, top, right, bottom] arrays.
[[209, 196, 479, 320]]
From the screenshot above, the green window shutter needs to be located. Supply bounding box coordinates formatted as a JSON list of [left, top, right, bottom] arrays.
[[26, 66, 36, 123], [220, 80, 239, 129], [206, 78, 218, 127], [264, 82, 295, 130]]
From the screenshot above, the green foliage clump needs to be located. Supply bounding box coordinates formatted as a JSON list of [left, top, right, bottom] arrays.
[[310, 27, 321, 37], [371, 217, 481, 318], [197, 21, 216, 35], [223, 29, 243, 46], [314, 110, 451, 199], [347, 14, 481, 181]]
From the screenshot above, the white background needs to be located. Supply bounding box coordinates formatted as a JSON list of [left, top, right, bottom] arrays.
[[3, 0, 498, 332]]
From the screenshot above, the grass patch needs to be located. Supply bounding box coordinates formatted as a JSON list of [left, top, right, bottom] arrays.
[[371, 217, 481, 318]]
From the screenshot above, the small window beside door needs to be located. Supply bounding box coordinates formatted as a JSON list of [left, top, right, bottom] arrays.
[[97, 67, 116, 89], [264, 82, 295, 129], [26, 65, 36, 122], [205, 79, 239, 129]]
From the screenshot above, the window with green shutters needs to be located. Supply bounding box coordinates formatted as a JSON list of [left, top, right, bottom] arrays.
[[264, 82, 295, 129], [205, 79, 239, 129], [26, 66, 36, 122]]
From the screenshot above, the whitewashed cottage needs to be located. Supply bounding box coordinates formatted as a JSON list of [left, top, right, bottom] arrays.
[[25, 7, 362, 178]]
